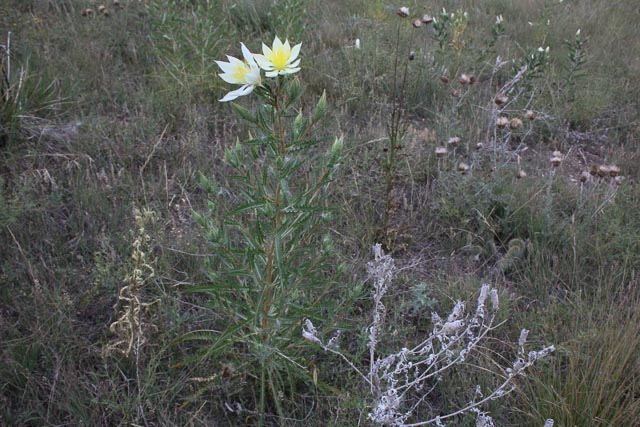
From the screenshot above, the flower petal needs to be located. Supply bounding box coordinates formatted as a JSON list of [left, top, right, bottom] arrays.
[[280, 67, 301, 75], [253, 53, 273, 70], [219, 84, 253, 102], [289, 43, 302, 63]]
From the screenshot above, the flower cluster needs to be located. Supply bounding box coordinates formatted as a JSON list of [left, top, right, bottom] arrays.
[[215, 36, 302, 102]]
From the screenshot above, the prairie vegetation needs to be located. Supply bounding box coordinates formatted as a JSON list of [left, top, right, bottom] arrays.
[[1, 0, 639, 426]]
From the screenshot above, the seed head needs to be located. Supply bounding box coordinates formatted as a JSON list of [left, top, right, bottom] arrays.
[[412, 18, 422, 28], [98, 5, 106, 13], [494, 94, 508, 106], [525, 109, 537, 120], [435, 146, 448, 158], [459, 73, 471, 85], [451, 89, 461, 97], [550, 156, 562, 167], [422, 14, 433, 24], [496, 116, 509, 128], [608, 165, 620, 177], [579, 170, 590, 183], [101, 8, 110, 16], [615, 175, 625, 185], [440, 75, 449, 84], [516, 169, 527, 179], [468, 74, 477, 84], [475, 142, 484, 150], [509, 118, 524, 130], [397, 7, 409, 18], [447, 136, 461, 147], [408, 50, 415, 61], [113, 0, 120, 6], [82, 8, 94, 16], [458, 162, 470, 174], [596, 165, 610, 177]]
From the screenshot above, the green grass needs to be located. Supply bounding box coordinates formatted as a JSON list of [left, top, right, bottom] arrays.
[[1, 0, 639, 425]]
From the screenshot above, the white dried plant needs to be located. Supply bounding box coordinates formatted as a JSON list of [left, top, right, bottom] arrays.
[[302, 244, 555, 426]]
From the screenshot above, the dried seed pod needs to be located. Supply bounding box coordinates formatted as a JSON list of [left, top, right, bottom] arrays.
[[596, 165, 610, 177], [459, 73, 471, 85], [509, 118, 524, 130], [440, 75, 450, 84], [494, 94, 508, 106], [447, 136, 461, 147], [579, 170, 590, 183], [525, 110, 537, 120], [458, 162, 470, 174], [397, 6, 409, 18], [496, 116, 509, 128], [435, 146, 448, 158], [422, 14, 433, 24]]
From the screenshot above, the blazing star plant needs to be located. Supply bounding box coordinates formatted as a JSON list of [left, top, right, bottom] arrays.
[[192, 36, 350, 426]]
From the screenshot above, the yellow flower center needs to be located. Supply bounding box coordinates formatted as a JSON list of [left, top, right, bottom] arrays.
[[269, 48, 289, 70], [232, 62, 251, 81]]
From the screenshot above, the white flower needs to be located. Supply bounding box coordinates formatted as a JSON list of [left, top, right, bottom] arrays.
[[253, 36, 301, 77], [216, 43, 262, 102], [495, 15, 503, 25], [355, 38, 361, 49]]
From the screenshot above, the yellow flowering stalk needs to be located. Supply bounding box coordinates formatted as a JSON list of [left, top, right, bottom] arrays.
[[253, 36, 301, 77], [216, 43, 262, 102]]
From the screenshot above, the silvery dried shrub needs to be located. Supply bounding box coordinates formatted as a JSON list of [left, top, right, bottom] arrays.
[[303, 244, 555, 426]]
